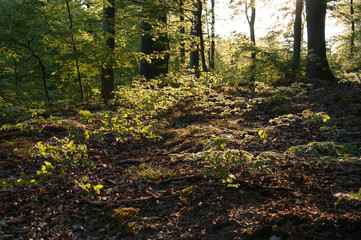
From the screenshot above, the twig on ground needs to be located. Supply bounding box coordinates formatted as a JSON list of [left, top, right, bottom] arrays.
[[87, 194, 180, 206], [157, 173, 204, 185], [116, 159, 143, 165]]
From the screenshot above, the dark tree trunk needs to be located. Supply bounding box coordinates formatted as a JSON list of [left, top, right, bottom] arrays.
[[190, 0, 200, 76], [14, 60, 18, 89], [210, 0, 215, 70], [180, 0, 185, 64], [139, 14, 169, 80], [197, 0, 208, 72], [30, 47, 50, 102], [292, 0, 303, 73], [16, 40, 50, 102], [350, 0, 355, 56], [305, 0, 335, 80], [66, 0, 85, 102], [35, 54, 50, 102], [246, 0, 256, 81], [101, 0, 115, 102]]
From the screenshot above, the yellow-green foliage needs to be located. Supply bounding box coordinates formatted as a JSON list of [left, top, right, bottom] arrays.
[[177, 186, 200, 198], [104, 207, 140, 236], [128, 162, 177, 181]]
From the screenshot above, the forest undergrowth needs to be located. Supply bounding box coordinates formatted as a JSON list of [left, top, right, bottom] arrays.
[[1, 75, 361, 239]]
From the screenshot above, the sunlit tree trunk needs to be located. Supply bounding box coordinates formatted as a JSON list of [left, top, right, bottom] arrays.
[[101, 0, 115, 102], [198, 0, 208, 72], [305, 0, 335, 81], [209, 0, 215, 70], [292, 0, 303, 73]]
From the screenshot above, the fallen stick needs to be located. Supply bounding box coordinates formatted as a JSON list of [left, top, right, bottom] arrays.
[[157, 173, 204, 185], [87, 194, 180, 206], [116, 159, 143, 165]]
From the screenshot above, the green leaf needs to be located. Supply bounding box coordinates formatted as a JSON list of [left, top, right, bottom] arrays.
[[258, 128, 268, 139], [348, 194, 361, 200], [67, 140, 74, 149], [322, 114, 330, 122], [93, 184, 103, 194], [44, 161, 52, 167]]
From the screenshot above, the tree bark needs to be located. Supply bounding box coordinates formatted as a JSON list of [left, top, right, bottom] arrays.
[[139, 6, 169, 80], [305, 0, 335, 81], [30, 47, 50, 102], [101, 0, 115, 102], [180, 0, 185, 65], [209, 0, 215, 70], [246, 0, 256, 81], [197, 0, 208, 72], [16, 40, 50, 102], [13, 59, 18, 89], [66, 0, 85, 102], [350, 0, 355, 56], [292, 0, 303, 73], [190, 0, 200, 77]]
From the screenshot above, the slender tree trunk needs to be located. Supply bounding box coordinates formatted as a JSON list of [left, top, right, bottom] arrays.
[[14, 59, 18, 89], [198, 0, 208, 72], [246, 0, 256, 81], [66, 0, 85, 102], [350, 0, 355, 57], [292, 0, 303, 73], [36, 55, 50, 102], [27, 45, 50, 102], [190, 0, 200, 77], [15, 39, 50, 102], [101, 0, 115, 102], [180, 0, 185, 65], [210, 0, 215, 70], [305, 0, 335, 81]]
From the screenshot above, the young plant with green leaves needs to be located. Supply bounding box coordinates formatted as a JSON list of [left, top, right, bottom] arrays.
[[287, 142, 359, 167]]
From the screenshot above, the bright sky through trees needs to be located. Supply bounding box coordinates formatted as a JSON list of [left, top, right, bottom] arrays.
[[215, 0, 343, 41]]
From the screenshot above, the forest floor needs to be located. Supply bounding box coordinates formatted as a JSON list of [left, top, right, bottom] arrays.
[[1, 78, 361, 239]]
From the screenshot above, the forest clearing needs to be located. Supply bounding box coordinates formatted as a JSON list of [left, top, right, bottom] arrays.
[[1, 0, 361, 239]]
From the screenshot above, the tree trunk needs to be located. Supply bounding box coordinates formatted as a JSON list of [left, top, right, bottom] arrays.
[[305, 0, 335, 81], [16, 40, 50, 102], [14, 59, 18, 89], [210, 0, 215, 70], [246, 0, 256, 81], [292, 0, 303, 73], [101, 0, 115, 102], [197, 0, 208, 72], [139, 10, 169, 80], [190, 0, 200, 77], [66, 0, 85, 102], [180, 0, 185, 65], [350, 0, 355, 56]]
